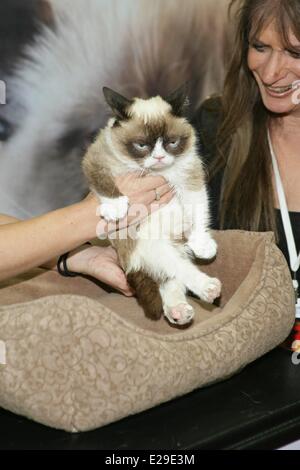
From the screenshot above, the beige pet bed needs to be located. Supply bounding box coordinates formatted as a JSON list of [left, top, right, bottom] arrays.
[[0, 230, 295, 432]]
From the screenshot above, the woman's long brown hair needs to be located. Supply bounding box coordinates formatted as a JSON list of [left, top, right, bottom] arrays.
[[211, 0, 300, 236]]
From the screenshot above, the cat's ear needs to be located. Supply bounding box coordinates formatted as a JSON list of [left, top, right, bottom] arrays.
[[103, 87, 132, 119], [37, 0, 54, 26], [165, 83, 190, 117]]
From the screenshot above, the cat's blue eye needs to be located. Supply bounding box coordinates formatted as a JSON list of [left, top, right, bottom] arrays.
[[133, 142, 149, 151], [168, 139, 180, 148]]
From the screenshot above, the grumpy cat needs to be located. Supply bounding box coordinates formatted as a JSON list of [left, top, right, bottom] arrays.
[[82, 85, 221, 326]]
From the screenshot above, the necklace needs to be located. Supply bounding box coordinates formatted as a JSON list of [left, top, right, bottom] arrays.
[[268, 129, 300, 320]]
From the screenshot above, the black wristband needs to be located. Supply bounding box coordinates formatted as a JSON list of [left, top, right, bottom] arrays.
[[57, 242, 92, 278]]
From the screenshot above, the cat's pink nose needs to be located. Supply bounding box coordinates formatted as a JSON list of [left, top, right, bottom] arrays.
[[155, 156, 164, 161]]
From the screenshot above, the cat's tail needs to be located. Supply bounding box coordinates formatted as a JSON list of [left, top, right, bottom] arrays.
[[127, 270, 164, 320]]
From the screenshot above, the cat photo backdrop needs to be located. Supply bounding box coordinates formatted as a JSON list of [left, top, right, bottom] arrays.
[[0, 0, 231, 218]]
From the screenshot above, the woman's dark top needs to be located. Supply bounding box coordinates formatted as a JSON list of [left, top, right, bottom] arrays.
[[191, 96, 300, 287]]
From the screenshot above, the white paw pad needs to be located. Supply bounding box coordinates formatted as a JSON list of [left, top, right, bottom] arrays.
[[100, 196, 129, 222], [187, 236, 218, 260], [200, 278, 222, 304], [164, 303, 194, 326]]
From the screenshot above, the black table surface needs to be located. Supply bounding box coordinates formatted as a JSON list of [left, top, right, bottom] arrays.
[[0, 346, 300, 450]]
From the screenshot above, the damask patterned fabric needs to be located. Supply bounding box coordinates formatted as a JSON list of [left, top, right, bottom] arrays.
[[0, 231, 295, 432]]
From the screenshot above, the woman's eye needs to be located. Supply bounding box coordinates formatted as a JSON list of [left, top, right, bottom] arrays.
[[133, 142, 149, 151], [252, 43, 266, 53], [288, 50, 300, 60]]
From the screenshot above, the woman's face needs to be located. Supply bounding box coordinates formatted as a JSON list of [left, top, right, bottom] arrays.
[[247, 21, 300, 116]]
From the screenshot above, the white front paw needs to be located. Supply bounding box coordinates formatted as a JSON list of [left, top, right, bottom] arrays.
[[187, 234, 218, 259], [100, 196, 129, 222]]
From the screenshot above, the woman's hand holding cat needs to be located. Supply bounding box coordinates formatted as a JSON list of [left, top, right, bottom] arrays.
[[95, 172, 175, 235], [95, 172, 175, 234], [70, 174, 175, 295], [115, 171, 175, 208]]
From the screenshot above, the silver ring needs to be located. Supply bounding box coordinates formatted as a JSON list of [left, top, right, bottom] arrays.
[[154, 189, 161, 201]]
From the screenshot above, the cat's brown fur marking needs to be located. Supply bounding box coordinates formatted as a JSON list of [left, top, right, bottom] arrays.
[[127, 270, 164, 320], [82, 136, 121, 198], [112, 113, 193, 161], [184, 158, 205, 191]]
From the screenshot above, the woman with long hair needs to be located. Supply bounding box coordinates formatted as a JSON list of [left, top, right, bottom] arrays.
[[192, 0, 300, 349]]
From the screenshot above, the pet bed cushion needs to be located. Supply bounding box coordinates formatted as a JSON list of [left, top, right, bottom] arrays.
[[0, 230, 295, 432]]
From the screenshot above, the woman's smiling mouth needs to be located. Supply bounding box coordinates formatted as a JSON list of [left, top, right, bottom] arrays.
[[263, 80, 300, 97]]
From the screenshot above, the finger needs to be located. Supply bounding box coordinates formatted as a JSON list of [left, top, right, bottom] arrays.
[[122, 290, 135, 297], [160, 188, 176, 203], [133, 174, 167, 192], [129, 182, 174, 206], [149, 182, 174, 203], [116, 170, 151, 195], [117, 283, 136, 296], [149, 190, 175, 212], [121, 283, 136, 296], [103, 190, 175, 236], [123, 169, 149, 177], [115, 275, 136, 296], [131, 169, 150, 177], [127, 190, 175, 224], [129, 189, 175, 221], [103, 266, 135, 295]]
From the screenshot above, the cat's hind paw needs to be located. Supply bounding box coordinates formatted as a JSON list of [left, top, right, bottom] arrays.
[[199, 277, 222, 304], [164, 303, 194, 326], [100, 195, 129, 222]]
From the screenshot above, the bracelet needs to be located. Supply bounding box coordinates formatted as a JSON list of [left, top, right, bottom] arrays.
[[57, 242, 92, 278]]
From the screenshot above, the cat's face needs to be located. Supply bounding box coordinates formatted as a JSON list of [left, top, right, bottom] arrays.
[[103, 86, 195, 171]]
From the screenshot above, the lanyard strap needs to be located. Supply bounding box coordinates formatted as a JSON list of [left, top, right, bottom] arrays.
[[267, 130, 300, 294]]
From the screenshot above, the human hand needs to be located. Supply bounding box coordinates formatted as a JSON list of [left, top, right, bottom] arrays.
[[64, 174, 176, 294], [66, 244, 135, 296], [115, 171, 175, 206], [81, 172, 175, 240], [98, 171, 175, 236]]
